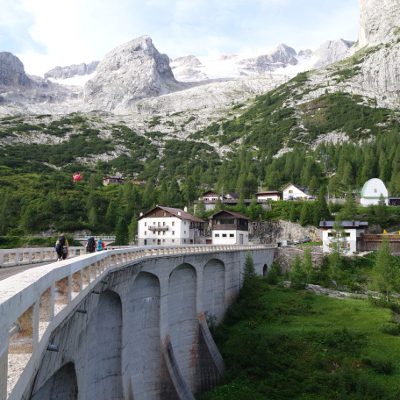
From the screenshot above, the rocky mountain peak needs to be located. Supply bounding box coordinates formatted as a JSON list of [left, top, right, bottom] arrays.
[[0, 52, 31, 87], [270, 44, 298, 64], [359, 0, 400, 47], [44, 61, 99, 80], [312, 39, 354, 68], [84, 35, 182, 111]]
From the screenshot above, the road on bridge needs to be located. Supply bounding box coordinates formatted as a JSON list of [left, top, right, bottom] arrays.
[[0, 261, 53, 281]]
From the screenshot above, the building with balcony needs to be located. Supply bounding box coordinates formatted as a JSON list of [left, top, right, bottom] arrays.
[[138, 206, 205, 246], [210, 210, 249, 245]]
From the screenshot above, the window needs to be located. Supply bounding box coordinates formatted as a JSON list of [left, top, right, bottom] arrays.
[[153, 239, 156, 243], [230, 234, 234, 238], [163, 221, 166, 226], [215, 234, 220, 238], [144, 231, 147, 235], [158, 222, 161, 226], [145, 222, 147, 226], [172, 231, 175, 235], [184, 231, 186, 234], [289, 190, 293, 194], [184, 221, 187, 225], [222, 234, 227, 238], [172, 239, 175, 243], [183, 239, 186, 243], [163, 239, 165, 243], [172, 221, 175, 226], [163, 231, 165, 235]]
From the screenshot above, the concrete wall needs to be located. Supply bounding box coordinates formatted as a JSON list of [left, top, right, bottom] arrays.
[[1, 246, 275, 400]]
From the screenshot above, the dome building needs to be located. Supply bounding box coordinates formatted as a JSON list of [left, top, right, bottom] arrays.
[[360, 178, 389, 206]]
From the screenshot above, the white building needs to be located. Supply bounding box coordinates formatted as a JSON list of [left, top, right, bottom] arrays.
[[282, 183, 313, 201], [211, 210, 249, 245], [360, 178, 389, 206], [320, 220, 368, 255], [138, 206, 205, 246], [256, 191, 281, 202]]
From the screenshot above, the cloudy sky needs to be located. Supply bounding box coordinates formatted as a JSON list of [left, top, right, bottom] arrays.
[[0, 0, 360, 76]]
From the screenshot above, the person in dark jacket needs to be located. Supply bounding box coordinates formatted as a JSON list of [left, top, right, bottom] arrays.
[[85, 237, 96, 253], [55, 234, 69, 261]]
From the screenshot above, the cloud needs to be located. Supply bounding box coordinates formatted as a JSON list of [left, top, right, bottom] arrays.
[[0, 0, 360, 76]]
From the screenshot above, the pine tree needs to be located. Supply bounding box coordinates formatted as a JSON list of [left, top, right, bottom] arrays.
[[339, 193, 358, 220], [105, 200, 119, 232], [290, 256, 307, 289], [128, 216, 138, 243], [299, 202, 313, 227], [244, 252, 256, 281], [303, 248, 313, 283], [115, 218, 129, 245], [195, 200, 206, 218], [374, 238, 398, 301], [313, 188, 330, 226]]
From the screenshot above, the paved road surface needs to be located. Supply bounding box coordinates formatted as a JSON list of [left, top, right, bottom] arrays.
[[0, 261, 58, 281]]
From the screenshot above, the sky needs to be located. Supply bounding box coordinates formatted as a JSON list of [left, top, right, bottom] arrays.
[[0, 0, 360, 76]]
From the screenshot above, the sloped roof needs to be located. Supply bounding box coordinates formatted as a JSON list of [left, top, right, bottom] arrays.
[[210, 210, 250, 220], [319, 220, 368, 229], [282, 183, 310, 195], [139, 206, 205, 223]]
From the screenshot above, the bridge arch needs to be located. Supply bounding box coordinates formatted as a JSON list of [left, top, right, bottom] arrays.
[[202, 259, 226, 325], [84, 290, 123, 399], [168, 263, 198, 392], [31, 362, 78, 400], [128, 272, 163, 399]]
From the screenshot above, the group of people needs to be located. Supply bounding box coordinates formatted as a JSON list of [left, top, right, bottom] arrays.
[[85, 236, 106, 253], [55, 235, 107, 261]]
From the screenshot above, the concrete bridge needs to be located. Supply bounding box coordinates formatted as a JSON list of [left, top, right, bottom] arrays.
[[0, 244, 275, 400]]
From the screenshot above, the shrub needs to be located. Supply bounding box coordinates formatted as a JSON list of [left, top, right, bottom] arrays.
[[362, 357, 396, 375], [380, 323, 400, 336]]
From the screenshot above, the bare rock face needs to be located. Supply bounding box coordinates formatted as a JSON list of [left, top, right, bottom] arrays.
[[84, 36, 183, 111], [347, 0, 400, 104], [239, 44, 298, 74], [0, 52, 31, 88], [312, 39, 354, 68], [44, 61, 99, 80], [170, 56, 208, 82], [359, 0, 400, 47]]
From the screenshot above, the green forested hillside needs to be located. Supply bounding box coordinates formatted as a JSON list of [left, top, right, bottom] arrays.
[[1, 63, 400, 236]]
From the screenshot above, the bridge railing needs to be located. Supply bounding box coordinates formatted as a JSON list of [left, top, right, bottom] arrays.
[[0, 247, 85, 268], [0, 245, 132, 268], [0, 244, 274, 400]]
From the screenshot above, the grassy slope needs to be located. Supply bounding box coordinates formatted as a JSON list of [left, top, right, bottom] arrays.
[[200, 283, 400, 400]]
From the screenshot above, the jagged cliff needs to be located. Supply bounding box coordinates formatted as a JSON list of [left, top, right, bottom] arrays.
[[83, 36, 186, 111], [358, 0, 400, 47]]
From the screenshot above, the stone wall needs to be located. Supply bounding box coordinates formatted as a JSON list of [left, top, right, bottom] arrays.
[[250, 220, 321, 244]]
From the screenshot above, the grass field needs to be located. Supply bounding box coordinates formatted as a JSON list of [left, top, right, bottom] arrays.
[[200, 281, 400, 400]]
